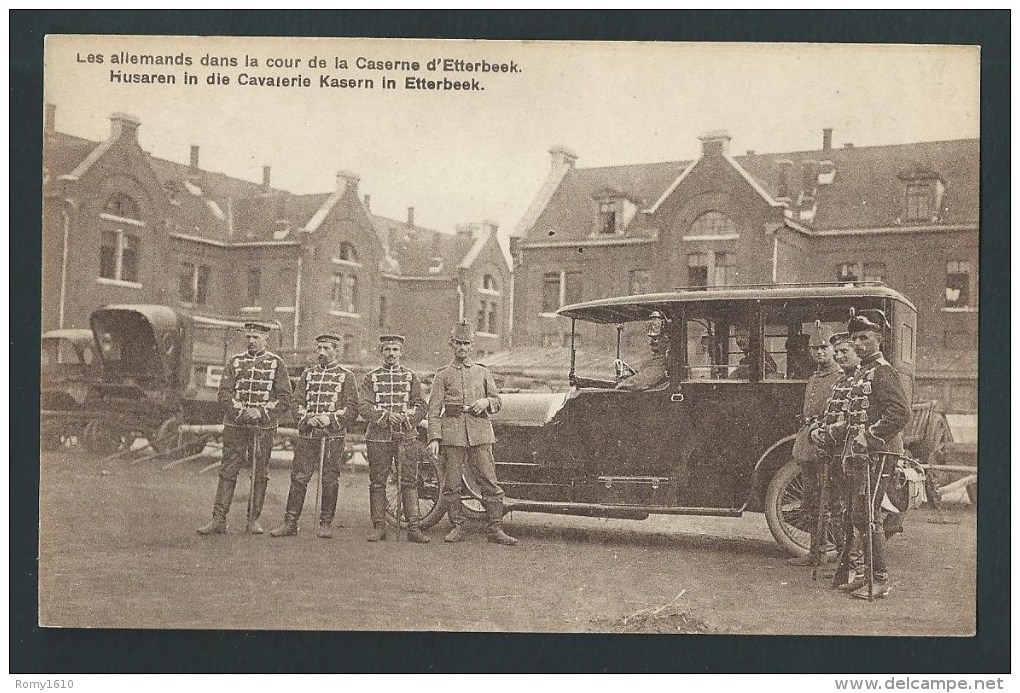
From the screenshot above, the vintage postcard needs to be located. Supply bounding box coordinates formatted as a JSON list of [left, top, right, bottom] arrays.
[[40, 35, 979, 635]]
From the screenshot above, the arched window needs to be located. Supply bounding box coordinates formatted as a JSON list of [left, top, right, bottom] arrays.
[[482, 274, 500, 293], [103, 193, 141, 221], [337, 242, 358, 263], [687, 211, 736, 238]]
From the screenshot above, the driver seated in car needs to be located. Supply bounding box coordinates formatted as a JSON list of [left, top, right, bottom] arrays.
[[615, 313, 669, 391]]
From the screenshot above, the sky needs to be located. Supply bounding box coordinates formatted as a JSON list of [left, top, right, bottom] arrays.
[[45, 37, 980, 250]]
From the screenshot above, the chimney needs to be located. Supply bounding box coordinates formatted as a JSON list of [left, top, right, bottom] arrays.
[[482, 219, 498, 236], [363, 194, 371, 212], [110, 112, 141, 143], [261, 165, 271, 191], [801, 160, 819, 193], [698, 130, 731, 157], [822, 128, 833, 151], [776, 159, 793, 201], [746, 150, 755, 156], [454, 223, 475, 237], [335, 170, 360, 196], [549, 145, 579, 170], [406, 206, 415, 227], [189, 144, 200, 169], [843, 142, 855, 149], [44, 103, 56, 136]]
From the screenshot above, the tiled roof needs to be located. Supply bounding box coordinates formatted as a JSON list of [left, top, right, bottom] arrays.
[[524, 139, 979, 239], [370, 214, 476, 277], [232, 192, 330, 242], [735, 139, 979, 230], [43, 133, 98, 180]]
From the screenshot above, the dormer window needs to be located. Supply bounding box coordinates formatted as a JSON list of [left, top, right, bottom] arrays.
[[337, 242, 357, 262], [164, 181, 182, 206], [898, 165, 945, 223], [599, 199, 619, 234], [428, 257, 444, 274], [905, 183, 933, 221]]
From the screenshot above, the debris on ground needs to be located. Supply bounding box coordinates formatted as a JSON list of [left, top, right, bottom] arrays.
[[588, 590, 713, 634]]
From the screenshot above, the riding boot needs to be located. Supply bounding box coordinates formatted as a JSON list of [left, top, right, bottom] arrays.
[[366, 486, 388, 541], [484, 498, 517, 546], [402, 488, 430, 544], [247, 477, 268, 535], [270, 484, 306, 537], [197, 477, 235, 535], [318, 477, 339, 539], [443, 491, 466, 542]]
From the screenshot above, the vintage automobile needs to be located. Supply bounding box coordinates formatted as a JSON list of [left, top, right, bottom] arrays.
[[40, 328, 101, 450], [78, 304, 285, 455], [405, 282, 956, 556]]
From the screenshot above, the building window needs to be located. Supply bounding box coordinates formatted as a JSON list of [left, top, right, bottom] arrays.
[[905, 183, 933, 221], [688, 253, 709, 288], [487, 303, 499, 334], [945, 261, 972, 308], [714, 252, 736, 287], [837, 263, 859, 284], [863, 262, 886, 283], [599, 200, 619, 234], [428, 257, 444, 274], [541, 270, 583, 312], [336, 242, 358, 263], [103, 193, 141, 221], [341, 334, 355, 360], [476, 301, 488, 333], [246, 267, 261, 305], [378, 295, 387, 328], [100, 230, 140, 283], [688, 211, 737, 238], [179, 262, 210, 304], [629, 269, 650, 295], [330, 272, 358, 313], [482, 274, 500, 292]]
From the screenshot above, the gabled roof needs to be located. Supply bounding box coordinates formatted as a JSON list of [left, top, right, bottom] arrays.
[[371, 213, 478, 277], [520, 138, 979, 240]]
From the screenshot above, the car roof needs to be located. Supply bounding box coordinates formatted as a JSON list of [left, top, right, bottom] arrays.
[[557, 283, 916, 324]]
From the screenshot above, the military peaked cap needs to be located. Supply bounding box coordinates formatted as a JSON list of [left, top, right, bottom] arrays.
[[378, 334, 406, 344], [829, 331, 852, 346], [646, 311, 665, 337], [315, 333, 343, 344], [243, 321, 274, 334]]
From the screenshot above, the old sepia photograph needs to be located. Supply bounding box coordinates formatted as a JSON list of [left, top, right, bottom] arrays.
[[39, 35, 980, 637]]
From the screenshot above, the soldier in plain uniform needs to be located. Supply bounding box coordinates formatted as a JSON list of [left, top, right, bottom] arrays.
[[427, 320, 517, 546], [270, 333, 358, 539], [787, 322, 844, 566], [198, 321, 292, 536], [358, 334, 430, 544], [833, 309, 909, 599]]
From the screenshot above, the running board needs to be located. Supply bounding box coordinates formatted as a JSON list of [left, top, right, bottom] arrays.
[[504, 499, 743, 520]]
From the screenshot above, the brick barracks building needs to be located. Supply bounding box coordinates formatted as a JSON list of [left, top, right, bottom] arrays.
[[509, 130, 978, 412], [42, 107, 510, 369]]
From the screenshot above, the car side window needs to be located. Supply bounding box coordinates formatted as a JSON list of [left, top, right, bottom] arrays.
[[763, 302, 853, 380], [683, 305, 755, 381]]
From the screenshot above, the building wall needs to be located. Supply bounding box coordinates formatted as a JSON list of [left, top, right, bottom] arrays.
[[386, 278, 460, 364]]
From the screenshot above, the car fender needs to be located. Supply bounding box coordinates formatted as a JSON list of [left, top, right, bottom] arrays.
[[745, 433, 797, 511]]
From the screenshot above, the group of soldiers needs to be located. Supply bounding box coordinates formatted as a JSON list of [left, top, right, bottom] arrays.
[[196, 319, 518, 547], [787, 309, 910, 601]]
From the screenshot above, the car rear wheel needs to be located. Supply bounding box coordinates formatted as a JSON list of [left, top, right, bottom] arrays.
[[150, 417, 207, 457], [388, 456, 443, 529], [82, 419, 136, 455], [765, 459, 839, 557]]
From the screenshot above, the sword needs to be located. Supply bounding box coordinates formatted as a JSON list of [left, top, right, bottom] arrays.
[[315, 432, 326, 534], [812, 452, 831, 581], [247, 427, 260, 533], [831, 432, 856, 588], [394, 437, 404, 542]]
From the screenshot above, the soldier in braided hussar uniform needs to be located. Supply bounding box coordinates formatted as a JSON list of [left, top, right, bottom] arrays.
[[359, 334, 430, 544], [830, 309, 909, 600], [427, 320, 517, 546], [270, 333, 358, 539], [198, 322, 292, 536], [811, 331, 862, 584]]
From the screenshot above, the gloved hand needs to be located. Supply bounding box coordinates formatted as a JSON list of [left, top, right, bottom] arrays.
[[427, 440, 440, 459], [614, 359, 636, 379], [469, 397, 490, 415], [389, 412, 409, 428], [810, 427, 826, 446], [310, 413, 331, 428], [241, 407, 263, 424]]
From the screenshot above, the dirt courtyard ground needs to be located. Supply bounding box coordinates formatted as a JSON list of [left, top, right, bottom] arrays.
[[38, 449, 976, 635]]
